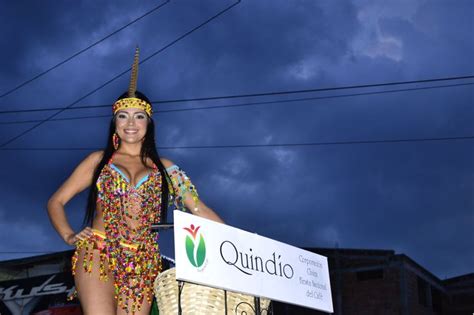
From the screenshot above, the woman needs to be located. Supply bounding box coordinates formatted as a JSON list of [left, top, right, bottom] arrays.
[[47, 49, 223, 314]]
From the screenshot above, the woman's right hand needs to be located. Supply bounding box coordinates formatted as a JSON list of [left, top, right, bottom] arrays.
[[64, 227, 93, 246]]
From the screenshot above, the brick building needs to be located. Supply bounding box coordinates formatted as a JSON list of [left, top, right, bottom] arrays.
[[273, 248, 473, 315]]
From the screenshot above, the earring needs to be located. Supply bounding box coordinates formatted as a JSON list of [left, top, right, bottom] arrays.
[[113, 133, 120, 150]]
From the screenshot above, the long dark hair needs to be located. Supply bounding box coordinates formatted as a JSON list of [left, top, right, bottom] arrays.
[[84, 91, 172, 226]]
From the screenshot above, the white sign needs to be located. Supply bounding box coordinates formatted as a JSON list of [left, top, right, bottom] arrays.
[[174, 211, 333, 313]]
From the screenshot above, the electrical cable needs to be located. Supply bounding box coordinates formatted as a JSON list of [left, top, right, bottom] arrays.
[[0, 0, 241, 148], [1, 135, 472, 151], [0, 0, 171, 99], [0, 82, 472, 125], [0, 76, 472, 115]]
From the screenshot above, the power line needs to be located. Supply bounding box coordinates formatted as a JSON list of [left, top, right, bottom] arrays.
[[0, 0, 241, 148], [0, 0, 171, 99], [0, 114, 111, 125], [148, 75, 474, 104], [1, 135, 473, 151], [1, 75, 473, 115], [1, 82, 473, 125], [0, 251, 57, 254]]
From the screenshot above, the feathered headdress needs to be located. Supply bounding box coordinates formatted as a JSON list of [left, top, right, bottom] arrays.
[[112, 47, 153, 116]]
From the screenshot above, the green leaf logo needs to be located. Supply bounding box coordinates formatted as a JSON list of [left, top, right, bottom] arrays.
[[184, 224, 206, 268]]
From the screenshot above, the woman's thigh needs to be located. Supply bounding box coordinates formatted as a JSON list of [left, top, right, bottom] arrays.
[[74, 247, 116, 315]]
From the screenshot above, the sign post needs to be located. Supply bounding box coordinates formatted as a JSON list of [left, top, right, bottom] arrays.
[[174, 210, 334, 313]]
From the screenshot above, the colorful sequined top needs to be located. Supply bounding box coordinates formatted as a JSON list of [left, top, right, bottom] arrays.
[[73, 154, 199, 313]]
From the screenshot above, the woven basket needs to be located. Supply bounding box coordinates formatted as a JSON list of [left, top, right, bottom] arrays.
[[154, 268, 271, 315]]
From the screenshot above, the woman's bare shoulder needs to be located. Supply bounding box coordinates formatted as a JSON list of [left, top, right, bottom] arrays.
[[160, 157, 175, 168], [85, 150, 104, 164], [81, 150, 104, 168]]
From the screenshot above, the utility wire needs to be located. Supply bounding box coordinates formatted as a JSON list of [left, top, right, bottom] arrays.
[[147, 75, 474, 104], [0, 251, 57, 254], [0, 0, 241, 148], [1, 75, 473, 115], [1, 135, 473, 151], [0, 0, 171, 99], [1, 82, 473, 125]]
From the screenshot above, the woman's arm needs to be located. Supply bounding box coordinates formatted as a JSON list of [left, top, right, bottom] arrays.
[[47, 151, 103, 245], [161, 158, 224, 224], [189, 199, 224, 223]]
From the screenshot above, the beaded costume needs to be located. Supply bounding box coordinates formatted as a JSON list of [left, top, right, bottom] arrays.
[[72, 157, 199, 313], [71, 47, 200, 313]]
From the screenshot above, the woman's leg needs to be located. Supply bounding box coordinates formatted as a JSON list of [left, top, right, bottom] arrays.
[[74, 247, 116, 315]]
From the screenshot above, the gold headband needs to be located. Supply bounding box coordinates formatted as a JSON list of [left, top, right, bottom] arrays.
[[113, 97, 153, 116], [112, 46, 153, 116]]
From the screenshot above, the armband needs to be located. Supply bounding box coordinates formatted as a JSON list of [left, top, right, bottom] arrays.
[[166, 165, 199, 211]]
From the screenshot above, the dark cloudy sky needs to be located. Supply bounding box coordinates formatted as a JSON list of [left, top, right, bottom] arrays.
[[0, 0, 472, 279]]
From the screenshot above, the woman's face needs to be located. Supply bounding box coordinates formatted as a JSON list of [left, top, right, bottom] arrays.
[[114, 107, 148, 145]]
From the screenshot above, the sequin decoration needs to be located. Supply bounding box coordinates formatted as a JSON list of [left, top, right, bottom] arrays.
[[71, 156, 199, 314], [113, 97, 153, 116], [166, 165, 199, 211]]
